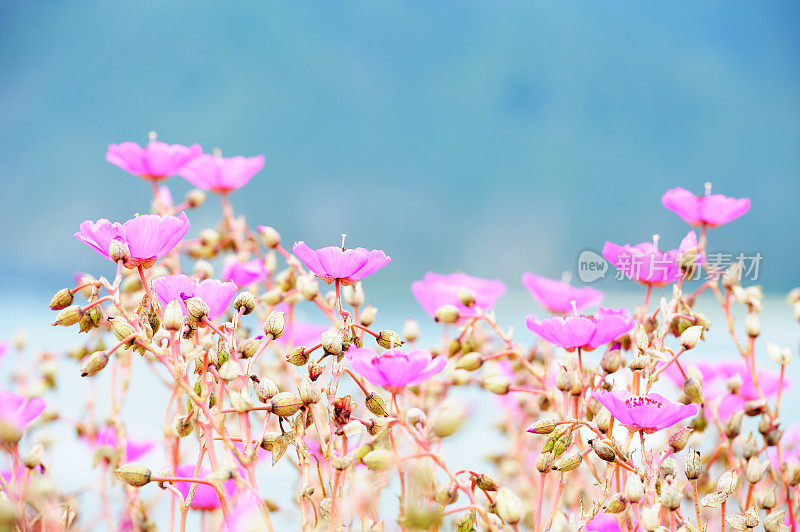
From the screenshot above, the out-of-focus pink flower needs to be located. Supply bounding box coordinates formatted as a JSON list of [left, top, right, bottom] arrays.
[[292, 242, 390, 286], [156, 186, 174, 209], [152, 274, 237, 321], [75, 213, 190, 269], [411, 272, 506, 322], [85, 427, 154, 462], [594, 389, 698, 432], [174, 464, 237, 511], [346, 347, 446, 392], [585, 513, 622, 532], [0, 343, 6, 367], [526, 308, 633, 351], [0, 391, 46, 435], [106, 141, 202, 181], [225, 493, 264, 531], [602, 231, 704, 286], [662, 187, 750, 228], [521, 272, 603, 314], [178, 153, 265, 192], [221, 256, 269, 287]]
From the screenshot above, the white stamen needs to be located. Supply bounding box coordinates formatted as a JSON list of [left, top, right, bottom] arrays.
[[561, 271, 572, 284], [148, 131, 158, 142], [570, 299, 579, 316], [704, 182, 712, 196], [212, 147, 222, 157], [652, 234, 660, 249], [341, 233, 348, 250]]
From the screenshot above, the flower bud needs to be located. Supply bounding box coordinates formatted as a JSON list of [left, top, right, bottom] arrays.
[[754, 488, 775, 510], [684, 448, 702, 480], [287, 346, 309, 366], [536, 452, 555, 473], [745, 456, 767, 484], [23, 444, 45, 469], [474, 474, 498, 491], [552, 453, 581, 472], [782, 462, 800, 485], [233, 292, 256, 315], [635, 323, 649, 352], [343, 282, 365, 307], [269, 392, 302, 417], [53, 305, 82, 327], [238, 337, 261, 359], [174, 417, 194, 438], [528, 418, 557, 435], [764, 510, 786, 532], [659, 457, 678, 479], [434, 305, 460, 324], [589, 439, 616, 462], [556, 366, 573, 392], [111, 317, 136, 342], [628, 356, 649, 371], [115, 463, 151, 487], [365, 393, 389, 417], [186, 188, 207, 208], [600, 348, 622, 373], [725, 411, 743, 438], [668, 427, 692, 452], [725, 515, 748, 531], [261, 288, 283, 306], [641, 505, 660, 531], [263, 311, 285, 339], [431, 403, 466, 438], [595, 408, 611, 433], [717, 470, 738, 494], [253, 377, 279, 403], [109, 239, 131, 264], [229, 390, 254, 413], [362, 449, 394, 471], [457, 352, 483, 371], [625, 475, 645, 503], [494, 487, 524, 524], [185, 297, 209, 320], [405, 408, 426, 427], [435, 484, 458, 505], [745, 313, 761, 338], [457, 288, 476, 308], [744, 506, 759, 528], [258, 226, 280, 248], [701, 491, 727, 508], [766, 342, 792, 365], [376, 329, 402, 349], [81, 351, 109, 377], [163, 300, 183, 332], [299, 377, 321, 405], [483, 375, 510, 395], [402, 319, 420, 343], [218, 360, 242, 381], [605, 494, 627, 513], [321, 330, 343, 356], [683, 378, 704, 405], [680, 325, 703, 349], [359, 305, 378, 327], [297, 275, 319, 300], [660, 483, 682, 511], [49, 288, 74, 310]]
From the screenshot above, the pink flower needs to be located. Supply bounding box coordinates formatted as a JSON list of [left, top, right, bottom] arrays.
[[586, 514, 622, 532], [602, 231, 704, 286], [152, 274, 238, 321], [225, 493, 264, 531], [346, 347, 447, 392], [156, 186, 174, 209], [0, 343, 6, 367], [292, 242, 390, 286], [75, 213, 190, 269], [0, 391, 46, 434], [221, 256, 269, 287], [178, 153, 265, 192], [594, 389, 698, 432], [106, 141, 201, 181], [521, 272, 603, 314], [411, 272, 506, 322], [85, 427, 154, 462], [662, 187, 750, 228], [526, 308, 633, 351], [174, 464, 237, 511]]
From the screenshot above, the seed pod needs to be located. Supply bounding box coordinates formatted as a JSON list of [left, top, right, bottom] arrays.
[[659, 457, 678, 479], [297, 275, 319, 300], [366, 416, 390, 436], [81, 351, 109, 377], [589, 439, 616, 462], [628, 356, 649, 371], [475, 474, 498, 491], [483, 375, 510, 395], [743, 506, 759, 528], [161, 300, 183, 332], [253, 377, 279, 403], [600, 348, 622, 373], [660, 483, 682, 511], [111, 318, 136, 342], [745, 456, 767, 484], [261, 288, 283, 306], [683, 378, 704, 405], [229, 390, 253, 413], [365, 393, 389, 417], [494, 487, 524, 524], [431, 403, 465, 437], [376, 329, 402, 349], [109, 239, 131, 264], [434, 305, 460, 324], [641, 505, 660, 531], [342, 282, 365, 307], [605, 493, 627, 513], [263, 312, 285, 339], [299, 377, 321, 405], [115, 463, 151, 487], [49, 288, 75, 310], [745, 313, 761, 338], [781, 462, 800, 485], [359, 305, 378, 327], [668, 427, 693, 452], [53, 305, 82, 327], [764, 510, 786, 532], [725, 515, 748, 531], [185, 297, 209, 320], [269, 392, 302, 417], [684, 448, 702, 480], [754, 488, 776, 510], [717, 471, 738, 495], [595, 408, 611, 433], [536, 452, 555, 473], [625, 475, 645, 503], [233, 292, 256, 315], [174, 416, 194, 438], [725, 411, 744, 438], [635, 323, 649, 352], [362, 449, 394, 471], [556, 366, 573, 392], [457, 352, 483, 371], [321, 330, 343, 356], [680, 325, 704, 350], [552, 453, 581, 472]]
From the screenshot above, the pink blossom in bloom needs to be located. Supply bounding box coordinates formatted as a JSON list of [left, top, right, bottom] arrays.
[[346, 347, 447, 392], [152, 274, 238, 321], [662, 187, 750, 228], [585, 513, 622, 532], [174, 464, 237, 511], [178, 153, 265, 192], [75, 213, 190, 269], [521, 272, 603, 314], [292, 242, 390, 286], [602, 231, 704, 286], [411, 272, 506, 322], [221, 256, 269, 287], [85, 427, 154, 462], [594, 389, 698, 432], [0, 391, 46, 434], [106, 141, 202, 181], [525, 308, 633, 352]]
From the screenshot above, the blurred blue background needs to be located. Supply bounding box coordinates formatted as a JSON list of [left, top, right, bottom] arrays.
[[1, 1, 799, 297]]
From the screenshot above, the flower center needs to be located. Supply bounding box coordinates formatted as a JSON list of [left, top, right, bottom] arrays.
[[625, 396, 663, 408]]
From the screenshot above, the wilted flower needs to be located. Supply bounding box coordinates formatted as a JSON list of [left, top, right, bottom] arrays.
[[662, 186, 750, 227], [412, 272, 505, 322], [152, 274, 237, 321], [346, 347, 446, 392], [178, 153, 265, 192], [526, 307, 633, 351], [106, 140, 201, 181], [75, 213, 190, 269], [521, 272, 603, 314], [602, 232, 704, 286], [594, 389, 698, 432], [221, 256, 269, 287], [292, 241, 390, 285]]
